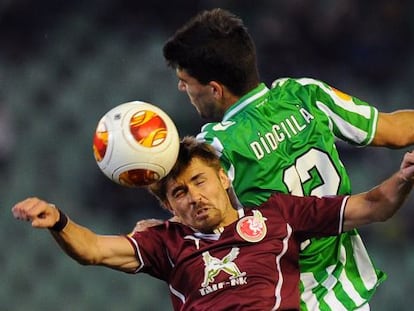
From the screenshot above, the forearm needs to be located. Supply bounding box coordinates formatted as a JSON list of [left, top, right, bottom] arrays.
[[363, 172, 412, 221], [344, 151, 414, 230], [12, 197, 140, 272], [50, 218, 103, 266], [50, 216, 140, 272], [372, 111, 414, 147]]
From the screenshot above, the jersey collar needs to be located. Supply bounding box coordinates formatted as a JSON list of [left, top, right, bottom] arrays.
[[222, 83, 269, 122], [193, 208, 246, 240]]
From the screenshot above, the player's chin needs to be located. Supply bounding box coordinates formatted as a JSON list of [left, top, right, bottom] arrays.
[[193, 218, 218, 234]]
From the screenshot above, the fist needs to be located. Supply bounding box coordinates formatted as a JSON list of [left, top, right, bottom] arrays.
[[12, 197, 59, 229], [401, 151, 414, 183]]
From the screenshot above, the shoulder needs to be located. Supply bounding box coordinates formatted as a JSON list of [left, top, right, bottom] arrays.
[[263, 192, 305, 206], [271, 77, 326, 89], [197, 121, 238, 150], [269, 77, 334, 104], [199, 120, 237, 134], [128, 221, 196, 251], [263, 192, 345, 216]]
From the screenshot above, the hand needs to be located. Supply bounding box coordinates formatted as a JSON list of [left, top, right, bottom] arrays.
[[132, 216, 182, 232], [12, 197, 59, 229], [400, 151, 414, 183], [132, 218, 164, 232]]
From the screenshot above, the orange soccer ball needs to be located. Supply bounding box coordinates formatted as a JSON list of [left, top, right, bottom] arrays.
[[93, 101, 180, 187]]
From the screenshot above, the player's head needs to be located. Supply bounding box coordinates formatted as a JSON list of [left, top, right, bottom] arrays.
[[149, 136, 236, 232], [163, 8, 260, 120], [149, 136, 223, 202]]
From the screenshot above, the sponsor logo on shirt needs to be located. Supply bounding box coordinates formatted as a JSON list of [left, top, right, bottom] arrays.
[[199, 247, 247, 296]]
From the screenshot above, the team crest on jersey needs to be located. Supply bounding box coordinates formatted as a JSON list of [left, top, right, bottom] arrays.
[[236, 210, 267, 242]]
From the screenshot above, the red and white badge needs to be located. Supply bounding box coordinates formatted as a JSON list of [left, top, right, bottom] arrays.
[[236, 210, 267, 242]]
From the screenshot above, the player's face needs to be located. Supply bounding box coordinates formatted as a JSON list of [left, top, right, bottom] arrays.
[[165, 157, 238, 233], [176, 68, 225, 121]]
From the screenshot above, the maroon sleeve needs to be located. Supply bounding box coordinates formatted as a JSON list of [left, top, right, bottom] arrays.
[[263, 193, 348, 240], [126, 223, 172, 280]]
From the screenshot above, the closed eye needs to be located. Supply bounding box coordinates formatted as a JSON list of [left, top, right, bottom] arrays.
[[171, 186, 187, 199], [191, 173, 207, 185]]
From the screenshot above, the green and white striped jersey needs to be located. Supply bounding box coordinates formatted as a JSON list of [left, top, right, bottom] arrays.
[[197, 78, 385, 310]]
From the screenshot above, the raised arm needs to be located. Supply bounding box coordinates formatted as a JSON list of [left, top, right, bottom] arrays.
[[372, 110, 414, 148], [12, 197, 140, 273], [343, 151, 414, 231]]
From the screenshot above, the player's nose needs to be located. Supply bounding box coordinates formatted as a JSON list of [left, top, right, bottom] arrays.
[[187, 186, 201, 205]]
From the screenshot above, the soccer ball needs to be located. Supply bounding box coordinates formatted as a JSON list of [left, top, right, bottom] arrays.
[[93, 101, 180, 187]]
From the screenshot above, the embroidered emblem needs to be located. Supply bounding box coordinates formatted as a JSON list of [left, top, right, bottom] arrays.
[[201, 247, 246, 287], [236, 210, 267, 242]]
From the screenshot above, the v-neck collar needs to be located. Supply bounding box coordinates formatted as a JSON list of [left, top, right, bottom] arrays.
[[192, 208, 246, 240]]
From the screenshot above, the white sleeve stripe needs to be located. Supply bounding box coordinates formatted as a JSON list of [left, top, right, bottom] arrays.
[[366, 107, 379, 145], [169, 284, 186, 304], [316, 101, 369, 144], [339, 196, 350, 233], [297, 78, 372, 118], [125, 235, 145, 273], [271, 223, 293, 311]]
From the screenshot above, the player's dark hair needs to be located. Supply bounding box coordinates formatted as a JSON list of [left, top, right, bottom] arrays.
[[148, 136, 221, 204], [163, 8, 260, 96]]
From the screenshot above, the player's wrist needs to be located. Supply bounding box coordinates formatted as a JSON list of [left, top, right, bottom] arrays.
[[50, 206, 68, 232], [399, 171, 414, 185]]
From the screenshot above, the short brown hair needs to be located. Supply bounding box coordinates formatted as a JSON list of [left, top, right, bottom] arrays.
[[163, 8, 259, 96], [148, 136, 221, 204]]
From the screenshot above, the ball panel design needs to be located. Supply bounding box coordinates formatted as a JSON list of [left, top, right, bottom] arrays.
[[118, 169, 160, 187], [93, 100, 180, 188], [93, 118, 109, 163], [129, 110, 167, 147]]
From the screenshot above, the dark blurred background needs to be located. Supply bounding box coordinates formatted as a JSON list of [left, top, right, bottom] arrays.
[[1, 0, 413, 310]]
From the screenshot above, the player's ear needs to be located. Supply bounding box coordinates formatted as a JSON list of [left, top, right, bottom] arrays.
[[208, 81, 224, 99], [163, 200, 176, 215], [218, 168, 231, 190]]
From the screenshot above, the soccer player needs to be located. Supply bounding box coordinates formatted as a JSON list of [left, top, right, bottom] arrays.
[[12, 137, 414, 310], [160, 8, 414, 310]]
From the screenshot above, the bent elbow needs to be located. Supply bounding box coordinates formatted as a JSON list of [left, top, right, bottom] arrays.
[[374, 210, 395, 223]]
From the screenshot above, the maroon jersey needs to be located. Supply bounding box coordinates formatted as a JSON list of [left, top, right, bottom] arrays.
[[127, 193, 347, 310]]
